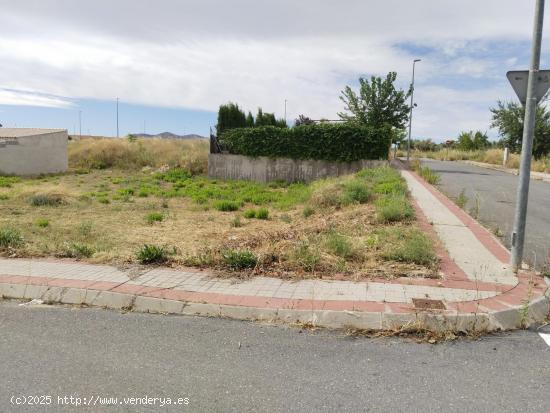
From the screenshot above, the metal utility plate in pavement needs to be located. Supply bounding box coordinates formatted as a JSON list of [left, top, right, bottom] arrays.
[[507, 70, 550, 104]]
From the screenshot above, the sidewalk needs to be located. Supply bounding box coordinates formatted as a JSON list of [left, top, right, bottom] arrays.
[[0, 169, 548, 332]]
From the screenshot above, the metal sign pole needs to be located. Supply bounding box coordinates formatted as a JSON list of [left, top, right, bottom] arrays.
[[406, 59, 420, 162], [510, 0, 545, 271]]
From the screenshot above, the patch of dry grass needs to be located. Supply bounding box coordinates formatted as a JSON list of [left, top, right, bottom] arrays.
[[69, 137, 208, 173], [0, 165, 438, 280]]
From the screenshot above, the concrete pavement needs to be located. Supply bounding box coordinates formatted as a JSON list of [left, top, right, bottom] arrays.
[[1, 301, 550, 413]]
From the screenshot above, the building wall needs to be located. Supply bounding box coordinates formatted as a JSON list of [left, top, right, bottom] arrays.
[[208, 153, 387, 183], [0, 130, 68, 176]]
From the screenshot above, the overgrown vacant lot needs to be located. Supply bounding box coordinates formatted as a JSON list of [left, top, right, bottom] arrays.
[[0, 138, 438, 280]]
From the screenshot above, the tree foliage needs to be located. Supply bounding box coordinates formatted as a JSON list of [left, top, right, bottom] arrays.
[[294, 114, 315, 127], [491, 100, 550, 158], [219, 124, 391, 162], [338, 72, 411, 130], [456, 130, 490, 151], [217, 102, 246, 135]]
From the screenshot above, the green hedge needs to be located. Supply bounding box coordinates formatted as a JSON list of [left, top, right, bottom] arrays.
[[218, 123, 391, 162]]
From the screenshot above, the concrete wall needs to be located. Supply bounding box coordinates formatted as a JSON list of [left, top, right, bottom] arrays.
[[208, 153, 387, 183], [0, 129, 68, 176]]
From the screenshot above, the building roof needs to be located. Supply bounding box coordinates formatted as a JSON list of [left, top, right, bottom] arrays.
[[0, 128, 67, 138]]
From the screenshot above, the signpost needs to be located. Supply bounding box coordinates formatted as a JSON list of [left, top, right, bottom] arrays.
[[506, 70, 550, 104], [509, 0, 546, 272]]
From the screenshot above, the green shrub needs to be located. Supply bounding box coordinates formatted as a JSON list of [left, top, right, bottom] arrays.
[[343, 180, 371, 204], [244, 209, 257, 218], [97, 197, 110, 204], [219, 123, 391, 162], [0, 194, 9, 200], [417, 166, 440, 185], [0, 228, 24, 249], [36, 219, 50, 228], [380, 228, 437, 266], [375, 195, 414, 223], [0, 176, 20, 187], [66, 243, 94, 259], [303, 206, 315, 217], [325, 232, 354, 259], [256, 208, 269, 220], [214, 200, 240, 212], [156, 168, 192, 182], [146, 212, 164, 224], [456, 189, 468, 209], [28, 194, 65, 207], [222, 250, 257, 269], [137, 244, 170, 264]]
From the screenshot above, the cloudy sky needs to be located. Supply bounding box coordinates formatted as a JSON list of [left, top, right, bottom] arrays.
[[0, 0, 548, 139]]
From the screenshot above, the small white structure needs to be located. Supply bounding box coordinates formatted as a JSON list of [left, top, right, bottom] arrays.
[[0, 128, 68, 175]]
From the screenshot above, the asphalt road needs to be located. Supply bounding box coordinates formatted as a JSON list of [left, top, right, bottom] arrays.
[[421, 159, 550, 271], [1, 301, 549, 412]]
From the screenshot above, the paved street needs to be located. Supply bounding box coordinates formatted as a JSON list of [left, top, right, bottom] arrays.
[[1, 301, 549, 412], [422, 159, 550, 271]]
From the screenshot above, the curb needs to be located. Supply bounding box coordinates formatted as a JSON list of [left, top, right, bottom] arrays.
[[460, 160, 550, 183], [1, 279, 548, 333]]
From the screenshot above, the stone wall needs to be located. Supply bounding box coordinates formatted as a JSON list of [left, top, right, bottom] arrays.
[[208, 153, 387, 183], [0, 129, 68, 176]]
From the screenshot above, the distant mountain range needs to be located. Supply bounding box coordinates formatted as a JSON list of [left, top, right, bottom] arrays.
[[131, 132, 207, 140]]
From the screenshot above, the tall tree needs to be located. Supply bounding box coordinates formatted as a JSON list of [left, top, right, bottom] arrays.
[[456, 130, 489, 151], [246, 111, 255, 127], [338, 72, 411, 130], [490, 100, 550, 158], [217, 102, 246, 135]]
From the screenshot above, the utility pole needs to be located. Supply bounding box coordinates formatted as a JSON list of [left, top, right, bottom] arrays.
[[510, 0, 545, 271], [406, 59, 421, 162], [116, 98, 119, 138], [78, 110, 82, 139]]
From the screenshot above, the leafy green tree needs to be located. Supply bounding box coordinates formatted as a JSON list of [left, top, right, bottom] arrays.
[[491, 100, 550, 158], [246, 111, 255, 127], [338, 72, 411, 130], [217, 102, 246, 135], [456, 130, 489, 151], [254, 108, 286, 128], [294, 115, 314, 127]]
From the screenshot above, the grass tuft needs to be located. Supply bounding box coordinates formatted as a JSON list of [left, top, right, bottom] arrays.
[[0, 227, 24, 249], [222, 250, 257, 270], [136, 244, 170, 264], [375, 195, 414, 223], [146, 212, 164, 224], [214, 200, 241, 212]]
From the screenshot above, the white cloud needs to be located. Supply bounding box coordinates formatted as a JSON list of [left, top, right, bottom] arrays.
[[0, 88, 73, 108], [0, 0, 545, 139]]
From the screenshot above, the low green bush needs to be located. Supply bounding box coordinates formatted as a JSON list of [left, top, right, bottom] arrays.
[[380, 228, 437, 266], [0, 227, 24, 249], [136, 244, 170, 264], [28, 194, 65, 207], [325, 232, 354, 259], [343, 180, 371, 204], [244, 209, 257, 218], [65, 243, 94, 259], [0, 176, 20, 188], [36, 219, 50, 228], [256, 208, 269, 220], [375, 195, 414, 223], [219, 123, 391, 162], [214, 200, 241, 212], [222, 250, 257, 269], [146, 212, 164, 224]]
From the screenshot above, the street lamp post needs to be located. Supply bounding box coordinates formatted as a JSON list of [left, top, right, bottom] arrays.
[[406, 59, 421, 162], [116, 98, 119, 138], [510, 0, 545, 271]]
